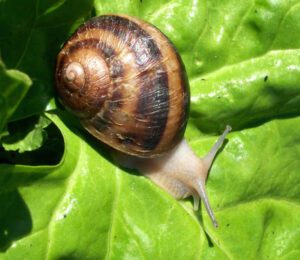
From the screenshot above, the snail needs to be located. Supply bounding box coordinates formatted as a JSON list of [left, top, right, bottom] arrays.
[[55, 14, 231, 227]]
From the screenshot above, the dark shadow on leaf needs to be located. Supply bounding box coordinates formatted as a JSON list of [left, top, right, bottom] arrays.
[[239, 111, 300, 130], [204, 229, 214, 248], [2, 116, 40, 144], [183, 197, 215, 247], [52, 109, 146, 189], [0, 117, 64, 166], [53, 109, 160, 178], [53, 109, 115, 166], [11, 80, 54, 122], [190, 109, 300, 134], [0, 190, 32, 252]]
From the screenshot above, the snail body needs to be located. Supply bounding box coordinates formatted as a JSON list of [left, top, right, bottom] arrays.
[[55, 14, 231, 227]]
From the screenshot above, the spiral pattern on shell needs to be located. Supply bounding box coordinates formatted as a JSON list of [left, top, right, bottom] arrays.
[[55, 14, 190, 157]]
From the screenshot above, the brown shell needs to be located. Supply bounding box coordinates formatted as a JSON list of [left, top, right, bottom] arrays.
[[55, 14, 190, 158]]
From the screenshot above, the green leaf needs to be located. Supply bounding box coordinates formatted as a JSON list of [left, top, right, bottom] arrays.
[[0, 63, 31, 132], [190, 50, 300, 132], [198, 117, 300, 259], [1, 0, 300, 259], [0, 0, 94, 120], [1, 116, 51, 153], [0, 113, 205, 258]]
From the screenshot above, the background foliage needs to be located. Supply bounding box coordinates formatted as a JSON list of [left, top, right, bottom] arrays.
[[1, 0, 300, 259]]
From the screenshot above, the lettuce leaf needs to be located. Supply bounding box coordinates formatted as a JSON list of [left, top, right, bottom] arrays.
[[1, 0, 300, 258], [0, 63, 31, 132], [2, 116, 51, 153]]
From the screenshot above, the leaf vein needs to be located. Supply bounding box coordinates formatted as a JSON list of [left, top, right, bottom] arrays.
[[105, 168, 121, 260], [269, 2, 300, 49], [44, 139, 86, 260], [216, 197, 300, 212]]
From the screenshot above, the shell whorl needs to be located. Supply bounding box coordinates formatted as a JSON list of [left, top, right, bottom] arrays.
[[64, 62, 84, 84], [55, 14, 190, 157]]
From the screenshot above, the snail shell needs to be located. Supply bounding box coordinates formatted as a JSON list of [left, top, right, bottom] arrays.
[[55, 14, 189, 158]]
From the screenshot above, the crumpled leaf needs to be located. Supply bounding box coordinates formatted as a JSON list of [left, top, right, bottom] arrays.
[[190, 50, 300, 132], [0, 0, 93, 120], [1, 116, 51, 153], [1, 0, 300, 259], [0, 62, 31, 132], [0, 112, 205, 259]]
